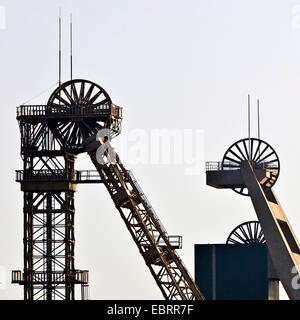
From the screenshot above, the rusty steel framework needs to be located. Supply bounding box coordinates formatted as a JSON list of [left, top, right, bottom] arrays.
[[12, 79, 121, 300], [13, 79, 204, 300], [88, 146, 203, 300]]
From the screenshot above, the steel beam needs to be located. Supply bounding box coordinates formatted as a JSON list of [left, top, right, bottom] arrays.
[[87, 138, 204, 300], [241, 161, 300, 300]]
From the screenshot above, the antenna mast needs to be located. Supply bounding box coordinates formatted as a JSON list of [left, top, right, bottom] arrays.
[[257, 99, 260, 140], [70, 13, 73, 82], [257, 98, 261, 158], [248, 94, 251, 159], [59, 8, 62, 105]]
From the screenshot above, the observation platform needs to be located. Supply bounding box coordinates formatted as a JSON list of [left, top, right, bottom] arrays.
[[16, 104, 122, 122], [16, 169, 102, 192], [205, 161, 277, 189], [12, 270, 89, 285]]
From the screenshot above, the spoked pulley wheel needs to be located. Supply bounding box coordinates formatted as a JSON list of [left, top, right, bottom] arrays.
[[46, 79, 113, 148], [221, 138, 280, 196], [226, 221, 265, 244], [48, 79, 112, 107]]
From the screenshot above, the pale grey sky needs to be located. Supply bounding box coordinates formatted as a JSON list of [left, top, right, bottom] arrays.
[[1, 0, 300, 299]]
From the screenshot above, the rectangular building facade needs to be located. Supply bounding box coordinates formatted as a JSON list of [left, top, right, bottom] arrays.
[[195, 243, 278, 300]]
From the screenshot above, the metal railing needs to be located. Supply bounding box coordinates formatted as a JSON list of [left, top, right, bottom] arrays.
[[75, 170, 100, 182], [75, 270, 89, 284], [16, 169, 101, 182], [205, 161, 223, 171], [205, 161, 240, 171], [16, 103, 122, 118], [12, 270, 88, 284], [127, 170, 183, 249], [11, 270, 22, 283], [157, 235, 182, 249], [127, 170, 168, 235], [205, 161, 279, 172], [16, 169, 71, 181]]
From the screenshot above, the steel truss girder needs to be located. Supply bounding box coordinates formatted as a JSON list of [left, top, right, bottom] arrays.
[[88, 143, 204, 300]]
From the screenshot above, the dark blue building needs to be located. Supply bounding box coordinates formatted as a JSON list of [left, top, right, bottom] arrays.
[[195, 243, 279, 300]]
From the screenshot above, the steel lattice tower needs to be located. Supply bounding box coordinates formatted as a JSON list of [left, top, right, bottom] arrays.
[[12, 79, 122, 300]]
